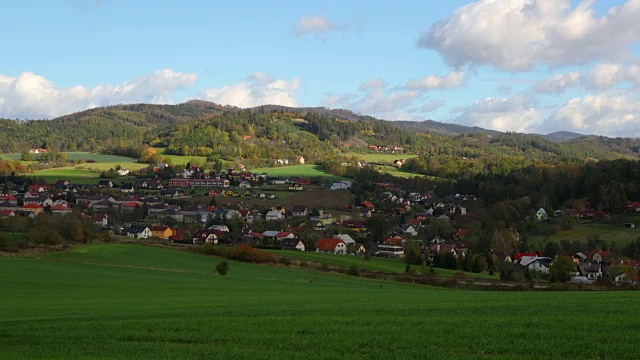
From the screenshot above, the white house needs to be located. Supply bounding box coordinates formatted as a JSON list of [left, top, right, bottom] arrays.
[[519, 256, 552, 274], [127, 225, 152, 239], [266, 210, 284, 221], [330, 181, 352, 190]]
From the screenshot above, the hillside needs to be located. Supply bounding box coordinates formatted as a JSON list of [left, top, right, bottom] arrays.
[[1, 101, 640, 172], [2, 243, 639, 359]]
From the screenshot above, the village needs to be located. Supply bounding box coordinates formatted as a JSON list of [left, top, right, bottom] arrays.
[[1, 161, 638, 286]]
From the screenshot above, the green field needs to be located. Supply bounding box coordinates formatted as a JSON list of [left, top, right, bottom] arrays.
[[0, 152, 138, 163], [531, 222, 640, 248], [269, 250, 498, 279], [156, 148, 209, 165], [251, 164, 347, 181], [2, 243, 640, 359], [30, 163, 146, 184]]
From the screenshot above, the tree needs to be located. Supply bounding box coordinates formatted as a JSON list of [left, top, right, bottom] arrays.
[[404, 240, 423, 266], [215, 261, 230, 275], [549, 256, 575, 283]]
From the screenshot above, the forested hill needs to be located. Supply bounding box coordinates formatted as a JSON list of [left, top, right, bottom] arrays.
[[1, 101, 639, 166]]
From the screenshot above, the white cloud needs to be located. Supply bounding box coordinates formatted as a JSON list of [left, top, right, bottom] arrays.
[[533, 71, 582, 94], [407, 70, 465, 90], [453, 95, 540, 132], [419, 0, 640, 71], [0, 69, 197, 119], [295, 15, 343, 37], [198, 72, 301, 108], [421, 100, 445, 112], [542, 93, 640, 136], [323, 79, 422, 120], [589, 63, 640, 89]]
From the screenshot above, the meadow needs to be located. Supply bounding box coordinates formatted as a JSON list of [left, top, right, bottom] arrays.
[[250, 164, 348, 182], [30, 162, 146, 184], [269, 249, 499, 279], [0, 152, 138, 163], [2, 243, 640, 359], [343, 152, 418, 163], [530, 222, 640, 249]]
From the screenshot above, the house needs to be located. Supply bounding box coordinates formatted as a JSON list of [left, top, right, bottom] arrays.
[[358, 207, 372, 218], [20, 204, 44, 215], [519, 256, 552, 274], [291, 205, 309, 217], [223, 189, 238, 197], [120, 184, 134, 193], [126, 225, 151, 239], [119, 201, 141, 213], [151, 225, 174, 239], [587, 250, 610, 263], [536, 208, 549, 222], [92, 213, 109, 227], [157, 209, 184, 223], [288, 184, 304, 191], [361, 201, 375, 211], [393, 159, 404, 167], [193, 229, 219, 244], [401, 224, 418, 237], [341, 220, 366, 232], [577, 262, 603, 280], [281, 238, 306, 251], [159, 188, 185, 197], [238, 180, 251, 189], [334, 234, 356, 246], [0, 194, 18, 205], [315, 238, 347, 254], [50, 204, 73, 215], [0, 210, 15, 217], [27, 184, 51, 193], [376, 244, 405, 259], [330, 181, 352, 190], [168, 178, 191, 187], [98, 180, 114, 188], [208, 224, 230, 232], [266, 210, 284, 221], [148, 181, 164, 190]]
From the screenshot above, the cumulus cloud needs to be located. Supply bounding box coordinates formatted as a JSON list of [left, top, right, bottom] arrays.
[[453, 95, 540, 132], [295, 15, 344, 37], [0, 69, 197, 119], [533, 71, 582, 94], [542, 93, 640, 136], [323, 79, 422, 120], [588, 63, 640, 89], [419, 0, 640, 71], [198, 72, 301, 108], [407, 70, 465, 90]]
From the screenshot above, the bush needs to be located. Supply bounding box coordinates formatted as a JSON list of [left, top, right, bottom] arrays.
[[228, 244, 276, 264], [215, 261, 230, 275], [347, 264, 360, 276]]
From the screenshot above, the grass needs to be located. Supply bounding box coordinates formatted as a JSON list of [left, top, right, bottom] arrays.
[[215, 185, 355, 210], [2, 243, 640, 359], [0, 152, 138, 163], [155, 148, 209, 165], [531, 222, 640, 248], [269, 250, 498, 279], [251, 164, 348, 181], [29, 163, 147, 184]]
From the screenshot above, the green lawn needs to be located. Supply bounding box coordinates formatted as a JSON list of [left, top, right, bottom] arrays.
[[531, 222, 640, 248], [251, 164, 348, 181], [155, 148, 209, 165], [269, 250, 498, 279], [29, 163, 146, 184], [2, 243, 639, 359]]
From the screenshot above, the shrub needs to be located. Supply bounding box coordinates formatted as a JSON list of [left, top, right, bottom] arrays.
[[228, 244, 276, 264], [347, 264, 359, 276], [215, 261, 230, 275]]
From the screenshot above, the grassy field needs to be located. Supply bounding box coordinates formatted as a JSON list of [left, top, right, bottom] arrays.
[[251, 164, 348, 181], [0, 152, 138, 163], [155, 148, 209, 165], [30, 163, 146, 184], [214, 185, 355, 210], [269, 250, 499, 279], [531, 222, 640, 248], [2, 243, 640, 359]]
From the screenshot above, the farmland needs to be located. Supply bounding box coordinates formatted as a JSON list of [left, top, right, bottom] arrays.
[[2, 243, 640, 359], [250, 164, 348, 182], [530, 222, 640, 248], [30, 162, 146, 184]]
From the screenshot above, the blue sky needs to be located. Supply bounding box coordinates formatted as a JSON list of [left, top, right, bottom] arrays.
[[2, 0, 640, 137]]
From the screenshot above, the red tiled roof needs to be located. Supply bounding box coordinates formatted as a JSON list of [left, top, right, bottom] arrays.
[[50, 205, 72, 210], [21, 204, 44, 209], [361, 201, 375, 209], [587, 250, 610, 260], [315, 238, 344, 251], [275, 231, 292, 238], [151, 225, 170, 232], [513, 251, 544, 261]]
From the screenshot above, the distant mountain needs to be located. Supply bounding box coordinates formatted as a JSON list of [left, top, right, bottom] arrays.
[[541, 131, 584, 143], [392, 120, 501, 136]]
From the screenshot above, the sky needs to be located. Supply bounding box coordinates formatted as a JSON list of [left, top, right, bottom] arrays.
[[2, 0, 640, 137]]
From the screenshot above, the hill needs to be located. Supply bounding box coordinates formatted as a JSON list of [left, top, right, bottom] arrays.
[[1, 243, 639, 359], [393, 119, 501, 136], [542, 131, 584, 143]]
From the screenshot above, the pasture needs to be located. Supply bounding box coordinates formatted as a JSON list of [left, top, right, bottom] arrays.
[[0, 152, 138, 163], [2, 243, 640, 359], [155, 148, 209, 165], [531, 222, 640, 248], [344, 152, 418, 163], [251, 164, 348, 182], [269, 250, 498, 279], [30, 162, 146, 184]]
